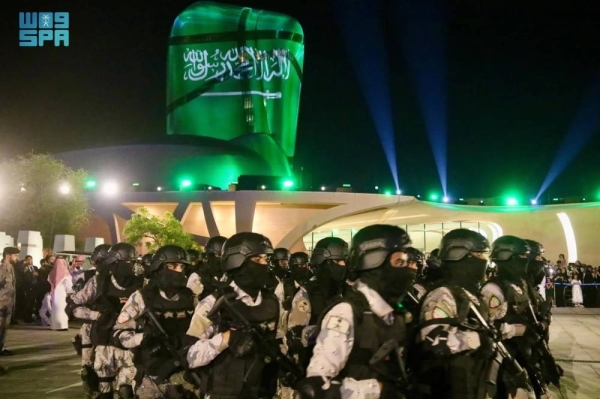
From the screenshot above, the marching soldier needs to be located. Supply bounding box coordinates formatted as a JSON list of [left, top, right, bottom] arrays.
[[482, 236, 560, 398], [91, 243, 142, 398], [113, 245, 198, 398], [187, 236, 227, 301], [414, 229, 532, 399], [297, 224, 415, 398], [67, 243, 111, 397], [184, 232, 282, 398]]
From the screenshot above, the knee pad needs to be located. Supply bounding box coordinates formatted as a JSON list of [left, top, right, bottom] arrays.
[[118, 384, 134, 399]]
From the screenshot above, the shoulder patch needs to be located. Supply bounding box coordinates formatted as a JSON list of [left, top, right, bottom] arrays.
[[489, 295, 501, 309], [432, 306, 450, 318], [297, 300, 309, 313], [325, 315, 351, 335]]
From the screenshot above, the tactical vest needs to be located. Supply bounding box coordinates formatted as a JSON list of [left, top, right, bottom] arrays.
[[486, 277, 530, 324], [200, 291, 279, 399], [138, 286, 195, 377], [337, 290, 407, 384], [90, 277, 141, 346], [415, 284, 492, 399]]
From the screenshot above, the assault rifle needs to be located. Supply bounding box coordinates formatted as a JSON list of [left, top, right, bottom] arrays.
[[369, 339, 411, 392], [137, 309, 202, 388], [207, 292, 305, 387], [527, 302, 563, 387], [463, 302, 533, 397]]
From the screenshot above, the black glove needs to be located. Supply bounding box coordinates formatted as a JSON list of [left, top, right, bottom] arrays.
[[476, 331, 496, 359], [227, 329, 255, 357], [503, 370, 531, 398], [523, 326, 542, 346], [296, 376, 341, 399]]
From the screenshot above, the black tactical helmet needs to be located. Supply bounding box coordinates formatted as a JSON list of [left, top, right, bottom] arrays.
[[406, 247, 424, 264], [348, 225, 411, 271], [524, 239, 544, 261], [439, 229, 490, 261], [289, 252, 310, 267], [272, 248, 291, 262], [187, 249, 201, 263], [105, 243, 138, 264], [148, 245, 190, 275], [426, 248, 442, 269], [310, 237, 349, 267], [490, 236, 530, 262], [140, 253, 153, 267], [91, 244, 111, 263], [205, 236, 227, 257], [221, 232, 273, 272]]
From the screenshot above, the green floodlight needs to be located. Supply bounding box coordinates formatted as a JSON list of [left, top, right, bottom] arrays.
[[506, 197, 518, 206], [180, 179, 192, 189], [430, 194, 438, 201], [85, 179, 97, 189], [384, 190, 391, 196], [132, 182, 140, 187], [282, 179, 294, 189]]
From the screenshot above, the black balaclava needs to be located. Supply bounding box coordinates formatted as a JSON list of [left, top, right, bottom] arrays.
[[315, 260, 347, 295], [110, 260, 136, 287], [497, 257, 529, 282], [447, 256, 488, 294], [358, 263, 417, 306], [232, 260, 271, 298], [156, 267, 188, 297], [291, 265, 313, 286], [206, 256, 223, 279], [272, 262, 290, 280], [528, 259, 546, 285]]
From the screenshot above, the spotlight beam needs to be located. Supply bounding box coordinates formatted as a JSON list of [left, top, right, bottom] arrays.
[[333, 0, 399, 190], [537, 73, 600, 199], [394, 0, 447, 196]]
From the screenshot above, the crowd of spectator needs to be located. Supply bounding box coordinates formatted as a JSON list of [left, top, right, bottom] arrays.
[[544, 254, 600, 308]]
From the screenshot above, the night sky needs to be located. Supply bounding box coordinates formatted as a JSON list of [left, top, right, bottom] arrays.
[[1, 0, 600, 199]]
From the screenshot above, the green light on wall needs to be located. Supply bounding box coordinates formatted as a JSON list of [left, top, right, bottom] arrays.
[[430, 194, 438, 201], [282, 179, 294, 189], [506, 197, 519, 206], [384, 190, 391, 196]]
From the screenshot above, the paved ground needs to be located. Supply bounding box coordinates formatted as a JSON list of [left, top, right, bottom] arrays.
[[1, 309, 599, 398]]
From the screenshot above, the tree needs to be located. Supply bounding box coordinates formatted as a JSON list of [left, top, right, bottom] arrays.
[[123, 207, 199, 252], [0, 153, 91, 247]]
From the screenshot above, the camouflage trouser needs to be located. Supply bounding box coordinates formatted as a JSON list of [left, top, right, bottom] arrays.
[[136, 371, 200, 399], [81, 323, 94, 367], [93, 345, 137, 394], [0, 306, 12, 350]]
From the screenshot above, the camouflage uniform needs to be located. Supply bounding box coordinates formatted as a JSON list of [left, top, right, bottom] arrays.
[[70, 276, 101, 368], [114, 290, 200, 399], [0, 260, 16, 351], [90, 276, 140, 396]]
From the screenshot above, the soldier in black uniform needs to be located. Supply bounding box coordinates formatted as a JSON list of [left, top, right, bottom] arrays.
[[415, 229, 532, 399], [186, 249, 201, 278], [184, 232, 281, 399], [297, 224, 415, 398], [114, 245, 198, 398]]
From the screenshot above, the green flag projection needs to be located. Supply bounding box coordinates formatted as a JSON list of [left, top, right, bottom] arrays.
[[167, 2, 304, 177]]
